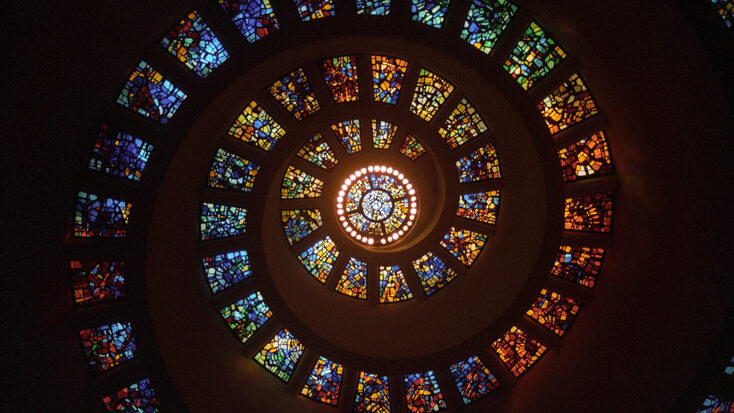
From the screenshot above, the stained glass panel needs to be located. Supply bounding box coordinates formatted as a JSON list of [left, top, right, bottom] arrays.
[[410, 68, 454, 121], [710, 0, 734, 28], [539, 73, 599, 134], [456, 143, 501, 182], [411, 252, 458, 295], [220, 291, 272, 343], [371, 55, 408, 105], [354, 372, 391, 412], [457, 190, 500, 225], [411, 0, 451, 28], [200, 203, 247, 240], [564, 192, 613, 233], [227, 100, 286, 151], [356, 0, 390, 15], [300, 356, 344, 405], [335, 257, 367, 299], [89, 124, 153, 181], [207, 148, 260, 191], [79, 322, 136, 373], [726, 355, 734, 375], [281, 165, 324, 198], [491, 326, 547, 377], [440, 227, 487, 267], [298, 236, 339, 283], [218, 0, 279, 43], [551, 245, 605, 289], [294, 0, 335, 20], [697, 395, 734, 412], [73, 191, 131, 238], [254, 329, 306, 382], [102, 378, 160, 413], [331, 120, 362, 153], [320, 55, 359, 102], [449, 355, 500, 405], [399, 133, 426, 160], [297, 133, 339, 170], [372, 120, 398, 149], [404, 371, 448, 412], [201, 250, 252, 294], [281, 209, 323, 245], [116, 61, 186, 125], [71, 260, 126, 307], [268, 68, 320, 120], [504, 21, 567, 90], [526, 289, 582, 336], [460, 0, 517, 54], [438, 98, 487, 149], [379, 265, 413, 303], [160, 10, 229, 78], [558, 131, 613, 182]]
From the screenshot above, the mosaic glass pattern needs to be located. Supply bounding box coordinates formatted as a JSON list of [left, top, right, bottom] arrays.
[[297, 133, 339, 170], [281, 209, 323, 245], [254, 329, 306, 382], [526, 289, 582, 336], [411, 252, 458, 296], [457, 190, 500, 225], [379, 265, 413, 303], [371, 55, 408, 105], [410, 68, 454, 121], [220, 291, 272, 343], [504, 21, 567, 90], [438, 98, 488, 149], [160, 10, 229, 78], [356, 0, 390, 15], [411, 0, 451, 28], [372, 120, 398, 149], [320, 55, 359, 102], [218, 0, 280, 43], [207, 148, 260, 191], [564, 192, 613, 233], [551, 245, 605, 289], [102, 378, 160, 413], [201, 250, 252, 294], [711, 0, 734, 28], [71, 260, 126, 307], [200, 203, 247, 240], [456, 143, 501, 182], [335, 257, 367, 299], [491, 326, 547, 377], [460, 0, 518, 54], [697, 395, 734, 412], [89, 124, 153, 181], [227, 100, 286, 151], [404, 371, 448, 412], [298, 236, 339, 283], [268, 68, 320, 120], [449, 355, 500, 405], [400, 133, 426, 160], [558, 131, 613, 182], [281, 165, 324, 198], [331, 119, 362, 153], [354, 372, 391, 412], [294, 0, 335, 20], [300, 356, 344, 405], [116, 61, 186, 125], [726, 355, 734, 375], [79, 322, 136, 373], [539, 73, 599, 134], [73, 191, 131, 238], [440, 227, 488, 267]]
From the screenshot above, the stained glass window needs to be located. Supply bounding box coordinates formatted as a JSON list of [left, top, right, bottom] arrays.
[[319, 55, 359, 102], [356, 0, 390, 15], [449, 355, 500, 405], [371, 55, 408, 105], [372, 120, 398, 149], [73, 191, 131, 238], [539, 73, 599, 134], [102, 378, 160, 413], [404, 371, 448, 412], [79, 322, 136, 373], [281, 209, 323, 245], [160, 10, 229, 78], [400, 133, 426, 160], [294, 0, 335, 20], [298, 236, 339, 283], [200, 202, 247, 240], [300, 356, 344, 405], [504, 21, 567, 90], [116, 61, 186, 125], [268, 68, 320, 120], [71, 260, 126, 307], [227, 100, 286, 151], [491, 326, 547, 377], [253, 329, 306, 382], [207, 148, 260, 191], [220, 291, 272, 343], [440, 227, 487, 267], [281, 165, 324, 198], [411, 0, 451, 28], [460, 0, 517, 54], [456, 143, 501, 182], [218, 0, 279, 43], [89, 124, 153, 181], [379, 265, 413, 303], [331, 119, 362, 153], [335, 257, 367, 299], [438, 98, 488, 149], [551, 245, 605, 289], [354, 372, 391, 412], [526, 289, 582, 336], [296, 133, 339, 170], [697, 395, 734, 412], [457, 190, 500, 225], [558, 131, 613, 182], [710, 0, 734, 28], [564, 192, 613, 233], [411, 252, 458, 296], [726, 355, 734, 375], [410, 68, 454, 121], [201, 250, 252, 294]]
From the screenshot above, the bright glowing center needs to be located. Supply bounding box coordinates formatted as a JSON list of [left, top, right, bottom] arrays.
[[361, 190, 392, 221]]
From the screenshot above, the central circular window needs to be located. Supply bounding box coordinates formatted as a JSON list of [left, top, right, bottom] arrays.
[[336, 165, 418, 246]]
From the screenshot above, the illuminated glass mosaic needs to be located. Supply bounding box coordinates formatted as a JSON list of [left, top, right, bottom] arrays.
[[336, 166, 418, 245], [79, 322, 136, 373], [564, 192, 613, 233], [539, 73, 599, 134], [411, 0, 451, 28], [551, 245, 605, 289], [449, 355, 500, 405], [439, 98, 488, 149], [526, 289, 582, 336], [294, 0, 335, 20], [102, 378, 160, 413], [297, 133, 339, 170], [281, 209, 323, 245], [726, 356, 734, 375], [559, 131, 613, 182], [220, 291, 272, 343], [268, 67, 320, 120], [300, 356, 344, 405], [73, 191, 131, 238], [697, 395, 734, 412], [331, 119, 362, 153], [354, 372, 391, 412], [410, 68, 454, 121], [457, 190, 500, 225], [201, 250, 252, 294], [461, 0, 517, 54], [440, 227, 487, 267], [504, 21, 567, 90], [356, 0, 390, 15], [711, 0, 733, 28], [379, 265, 413, 303], [218, 0, 280, 43], [404, 371, 448, 412], [372, 120, 398, 149], [456, 143, 501, 182], [400, 133, 426, 160], [160, 10, 229, 78], [281, 165, 324, 198], [491, 326, 547, 377], [227, 100, 286, 151], [298, 236, 340, 283], [320, 55, 359, 102], [411, 252, 458, 296], [335, 257, 367, 299], [208, 148, 260, 191], [116, 61, 186, 125], [254, 329, 306, 382], [200, 202, 247, 240], [71, 260, 126, 307], [371, 55, 408, 105], [89, 124, 153, 181]]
